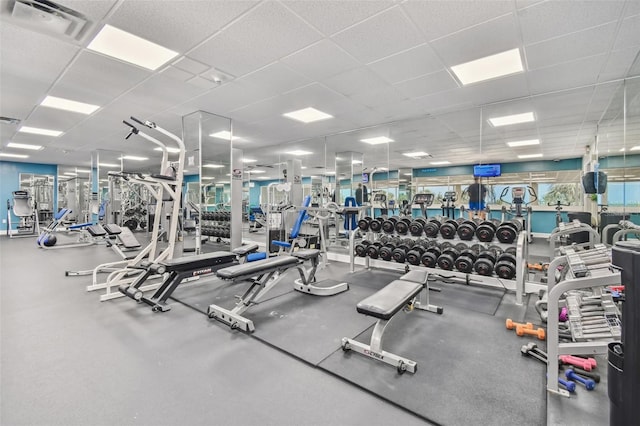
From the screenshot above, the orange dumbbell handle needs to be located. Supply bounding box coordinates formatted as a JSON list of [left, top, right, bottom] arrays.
[[506, 318, 534, 330], [516, 325, 546, 340]]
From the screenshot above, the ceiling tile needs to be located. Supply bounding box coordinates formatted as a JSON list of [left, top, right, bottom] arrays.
[[322, 67, 389, 97], [160, 66, 195, 82], [600, 47, 640, 81], [186, 76, 220, 90], [528, 54, 608, 95], [430, 13, 520, 67], [368, 43, 444, 84], [350, 86, 407, 109], [108, 0, 258, 52], [281, 39, 361, 81], [518, 1, 625, 44], [173, 57, 211, 75], [394, 70, 459, 99], [236, 62, 313, 101], [526, 22, 618, 70], [189, 2, 322, 77], [402, 0, 514, 41], [119, 74, 206, 112], [282, 0, 396, 36], [412, 88, 475, 115], [331, 7, 424, 64], [613, 14, 640, 50]]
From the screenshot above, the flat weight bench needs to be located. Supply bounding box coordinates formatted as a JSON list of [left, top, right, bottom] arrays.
[[341, 270, 443, 374], [208, 249, 348, 333]]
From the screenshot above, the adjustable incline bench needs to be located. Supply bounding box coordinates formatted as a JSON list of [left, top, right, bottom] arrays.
[[119, 244, 261, 312], [208, 248, 348, 332], [341, 270, 443, 374]]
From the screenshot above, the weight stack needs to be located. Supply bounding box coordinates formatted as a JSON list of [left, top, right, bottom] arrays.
[[567, 211, 591, 244], [609, 241, 640, 425]]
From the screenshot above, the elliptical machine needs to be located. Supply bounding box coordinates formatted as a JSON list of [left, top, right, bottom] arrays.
[[499, 186, 537, 244], [441, 191, 457, 219]]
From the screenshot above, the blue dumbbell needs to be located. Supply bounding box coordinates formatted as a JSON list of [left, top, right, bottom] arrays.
[[565, 369, 595, 390], [558, 377, 576, 393]]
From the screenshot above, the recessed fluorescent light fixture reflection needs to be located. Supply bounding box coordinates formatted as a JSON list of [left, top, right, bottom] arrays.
[[325, 171, 336, 175], [283, 107, 333, 123], [243, 158, 256, 163], [18, 126, 63, 137], [430, 161, 451, 165], [255, 176, 269, 180], [64, 172, 78, 176], [403, 151, 429, 157], [360, 136, 394, 145], [99, 163, 120, 168], [450, 48, 523, 85], [619, 148, 626, 152], [248, 170, 265, 173], [209, 130, 241, 141], [631, 146, 640, 151], [352, 160, 362, 164], [286, 150, 313, 156], [6, 142, 42, 150], [154, 147, 181, 153], [203, 164, 225, 168], [507, 139, 540, 147], [488, 112, 535, 127], [301, 166, 307, 170], [40, 96, 100, 115], [403, 173, 413, 176], [75, 169, 91, 173], [0, 153, 29, 158], [120, 155, 148, 161], [517, 153, 543, 159], [87, 25, 178, 71]]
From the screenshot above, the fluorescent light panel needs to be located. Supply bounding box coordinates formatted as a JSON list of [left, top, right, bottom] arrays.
[[360, 136, 394, 145], [518, 153, 543, 159], [488, 112, 535, 127], [507, 139, 540, 147], [75, 169, 91, 173], [120, 155, 148, 161], [286, 150, 313, 156], [209, 130, 240, 141], [403, 151, 429, 157], [18, 126, 62, 137], [243, 158, 256, 163], [154, 147, 181, 153], [87, 25, 178, 71], [631, 146, 640, 151], [0, 153, 29, 158], [450, 48, 523, 85], [203, 164, 225, 168], [7, 142, 42, 150], [40, 96, 99, 115], [248, 170, 265, 173], [99, 163, 120, 168], [352, 160, 362, 164], [64, 172, 78, 176], [430, 161, 451, 165], [282, 107, 333, 123]]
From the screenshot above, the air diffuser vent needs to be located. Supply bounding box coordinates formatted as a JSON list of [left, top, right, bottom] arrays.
[[0, 116, 21, 125], [11, 0, 89, 40]]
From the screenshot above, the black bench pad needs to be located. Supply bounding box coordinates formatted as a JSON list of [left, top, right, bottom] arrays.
[[160, 251, 236, 272], [400, 270, 429, 284], [103, 224, 122, 235], [232, 244, 260, 256], [216, 255, 299, 280], [292, 249, 320, 260], [87, 225, 107, 237], [356, 280, 424, 321]]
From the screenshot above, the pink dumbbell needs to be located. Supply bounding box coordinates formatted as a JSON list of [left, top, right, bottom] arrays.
[[559, 355, 597, 371]]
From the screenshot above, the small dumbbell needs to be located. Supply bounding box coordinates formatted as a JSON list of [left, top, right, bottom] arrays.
[[506, 318, 533, 330], [559, 355, 597, 371], [521, 344, 547, 365], [569, 367, 601, 383], [559, 307, 568, 322], [558, 378, 576, 393], [516, 325, 546, 340], [565, 369, 595, 390]]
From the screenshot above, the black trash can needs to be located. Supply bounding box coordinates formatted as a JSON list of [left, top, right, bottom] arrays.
[[608, 342, 625, 425], [567, 211, 592, 244], [600, 213, 629, 245]]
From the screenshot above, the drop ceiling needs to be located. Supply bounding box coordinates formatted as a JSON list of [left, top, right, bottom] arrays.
[[1, 0, 639, 179]]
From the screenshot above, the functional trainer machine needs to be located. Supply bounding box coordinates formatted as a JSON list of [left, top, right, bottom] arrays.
[[6, 190, 39, 238]]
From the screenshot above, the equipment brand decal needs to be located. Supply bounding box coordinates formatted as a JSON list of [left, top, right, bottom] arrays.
[[193, 268, 213, 276], [364, 349, 384, 360]]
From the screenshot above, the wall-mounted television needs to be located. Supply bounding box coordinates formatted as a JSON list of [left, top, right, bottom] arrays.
[[362, 173, 369, 184], [474, 164, 501, 177]]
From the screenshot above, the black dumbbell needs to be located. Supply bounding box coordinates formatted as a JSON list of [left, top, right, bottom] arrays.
[[409, 218, 427, 236], [392, 244, 410, 263], [421, 245, 442, 268], [424, 218, 441, 238], [355, 240, 371, 257], [457, 220, 478, 241], [454, 249, 477, 273], [395, 218, 412, 235], [437, 247, 460, 270], [495, 252, 517, 279], [439, 219, 458, 239], [505, 246, 517, 256], [366, 242, 383, 259], [382, 216, 398, 234], [487, 245, 504, 257], [369, 217, 385, 233], [476, 220, 498, 242], [496, 220, 523, 244], [379, 243, 396, 261], [406, 245, 425, 265], [357, 217, 372, 231], [474, 249, 497, 276], [455, 242, 469, 253]]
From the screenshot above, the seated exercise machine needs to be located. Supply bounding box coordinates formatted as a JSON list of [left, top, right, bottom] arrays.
[[6, 190, 40, 238], [37, 208, 107, 249], [341, 269, 443, 374]]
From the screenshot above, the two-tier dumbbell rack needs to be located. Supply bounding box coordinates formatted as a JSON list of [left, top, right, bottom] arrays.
[[201, 210, 231, 241]]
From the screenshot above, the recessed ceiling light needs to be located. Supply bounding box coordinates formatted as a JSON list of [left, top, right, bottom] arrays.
[[488, 112, 535, 127], [218, 181, 230, 184], [75, 169, 91, 173], [517, 153, 543, 159], [64, 172, 78, 176], [325, 171, 336, 175], [507, 139, 540, 147], [286, 150, 313, 156], [203, 164, 225, 168], [120, 155, 148, 161], [99, 163, 120, 168], [248, 170, 265, 174], [630, 146, 640, 151], [352, 160, 362, 164], [202, 176, 215, 180], [226, 174, 231, 176], [619, 148, 626, 152], [430, 161, 451, 165], [87, 24, 178, 71], [301, 166, 307, 170], [450, 48, 523, 85], [243, 158, 256, 163], [403, 173, 413, 176], [0, 153, 29, 159], [403, 151, 429, 158], [6, 142, 42, 150], [209, 130, 241, 141], [40, 96, 100, 115], [18, 126, 63, 137], [283, 107, 333, 123], [255, 176, 269, 180], [530, 173, 546, 177], [378, 167, 389, 171], [360, 136, 394, 145], [154, 147, 181, 153]]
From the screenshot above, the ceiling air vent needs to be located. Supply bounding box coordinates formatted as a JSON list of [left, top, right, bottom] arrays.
[[0, 116, 21, 125], [11, 0, 89, 40]]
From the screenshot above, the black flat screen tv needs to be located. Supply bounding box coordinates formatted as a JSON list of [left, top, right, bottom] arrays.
[[474, 164, 501, 177]]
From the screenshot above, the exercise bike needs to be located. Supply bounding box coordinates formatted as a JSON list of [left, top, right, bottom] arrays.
[[500, 186, 537, 244], [548, 200, 570, 228]]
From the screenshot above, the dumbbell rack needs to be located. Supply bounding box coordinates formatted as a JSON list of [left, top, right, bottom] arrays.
[[201, 210, 231, 240], [349, 225, 542, 306], [548, 220, 600, 257], [545, 245, 622, 397]]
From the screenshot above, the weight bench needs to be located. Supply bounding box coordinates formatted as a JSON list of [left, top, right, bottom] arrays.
[[341, 270, 443, 374], [207, 248, 348, 332]]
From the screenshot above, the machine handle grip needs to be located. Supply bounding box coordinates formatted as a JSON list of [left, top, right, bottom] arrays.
[[130, 116, 145, 126]]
